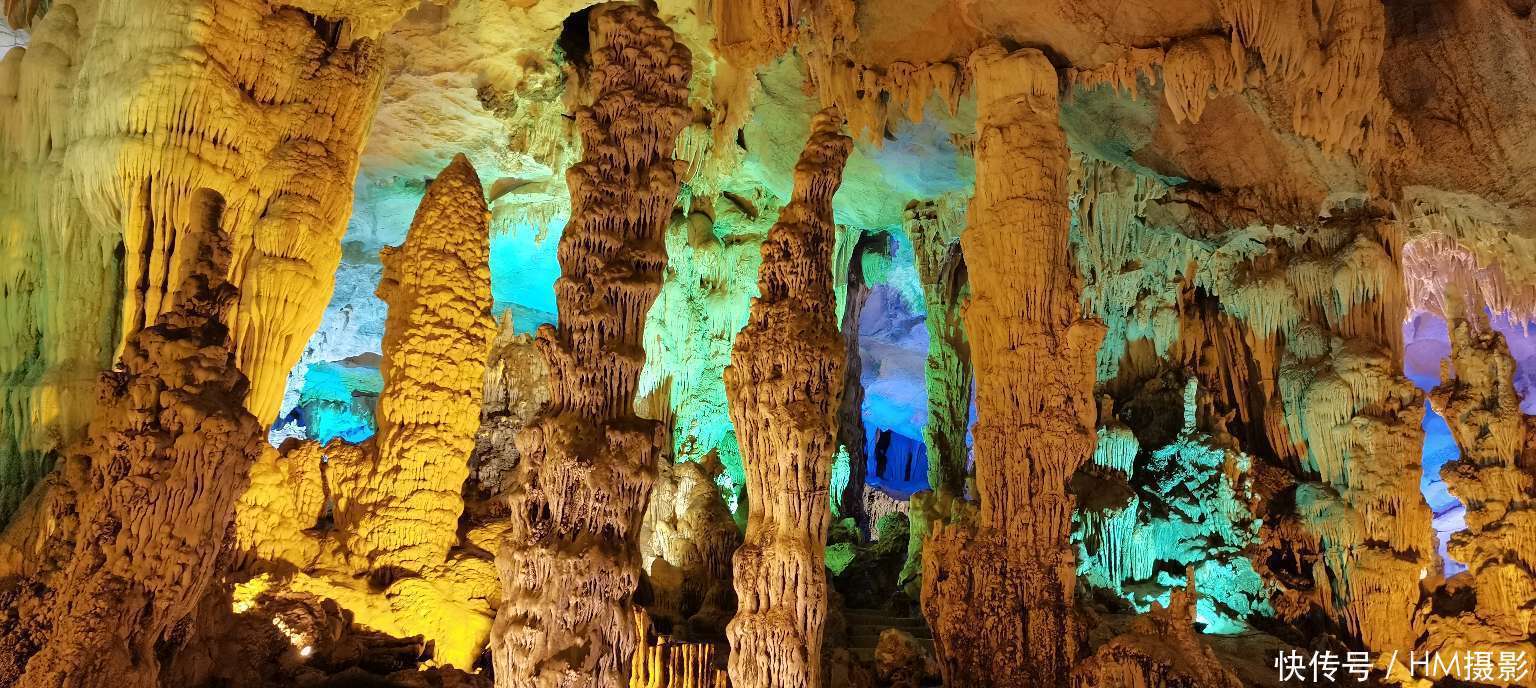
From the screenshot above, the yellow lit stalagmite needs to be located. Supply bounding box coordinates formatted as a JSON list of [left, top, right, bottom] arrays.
[[233, 154, 498, 669]]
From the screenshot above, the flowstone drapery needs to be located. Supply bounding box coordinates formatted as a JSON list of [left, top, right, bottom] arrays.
[[491, 5, 691, 686], [723, 109, 852, 688]]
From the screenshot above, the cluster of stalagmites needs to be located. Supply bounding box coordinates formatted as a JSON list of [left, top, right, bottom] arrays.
[[1423, 315, 1536, 676], [7, 0, 1536, 686]]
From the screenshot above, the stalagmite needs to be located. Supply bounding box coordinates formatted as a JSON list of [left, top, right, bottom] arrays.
[[1072, 578, 1245, 688], [492, 5, 691, 686], [836, 233, 875, 527], [723, 108, 852, 688], [0, 212, 264, 688], [896, 196, 970, 594], [331, 153, 495, 574], [230, 154, 498, 670], [1422, 316, 1536, 680], [921, 44, 1105, 688]]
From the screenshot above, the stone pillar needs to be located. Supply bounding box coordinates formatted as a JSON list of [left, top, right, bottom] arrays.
[[921, 44, 1104, 688], [492, 5, 691, 687], [1276, 217, 1434, 652], [905, 197, 971, 498], [724, 109, 852, 688], [4, 201, 264, 688]]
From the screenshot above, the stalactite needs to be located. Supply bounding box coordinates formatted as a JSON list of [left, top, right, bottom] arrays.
[[492, 5, 691, 686], [1404, 232, 1536, 325], [1216, 0, 1392, 157], [1255, 216, 1434, 652], [723, 108, 852, 688], [637, 198, 776, 507], [0, 212, 265, 688], [922, 44, 1105, 688], [1075, 381, 1270, 633], [0, 0, 412, 524], [1422, 316, 1536, 675], [230, 155, 498, 670]]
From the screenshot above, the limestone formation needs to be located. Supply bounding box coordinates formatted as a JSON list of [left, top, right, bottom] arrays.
[[231, 155, 498, 670], [723, 109, 852, 688], [5, 1, 1536, 685], [1423, 316, 1536, 679], [921, 44, 1104, 688], [0, 0, 413, 525], [1072, 579, 1246, 688], [0, 214, 264, 688], [904, 196, 971, 499], [492, 5, 691, 687]]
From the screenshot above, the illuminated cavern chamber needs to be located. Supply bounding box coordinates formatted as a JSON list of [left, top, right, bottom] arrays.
[[1, 0, 1535, 687]]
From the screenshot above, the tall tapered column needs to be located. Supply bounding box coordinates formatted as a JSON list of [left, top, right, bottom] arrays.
[[899, 197, 971, 592], [906, 198, 971, 498], [724, 109, 853, 688], [492, 5, 691, 687], [921, 45, 1104, 688], [332, 154, 494, 575]]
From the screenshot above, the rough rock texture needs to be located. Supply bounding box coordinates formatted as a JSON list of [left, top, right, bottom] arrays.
[[1263, 216, 1435, 652], [904, 196, 970, 498], [723, 109, 852, 688], [0, 0, 411, 524], [336, 153, 495, 574], [491, 5, 691, 687], [638, 451, 740, 637], [1072, 580, 1245, 688], [469, 317, 550, 500], [921, 44, 1104, 688], [232, 155, 498, 669], [0, 219, 264, 687], [1423, 316, 1536, 681]]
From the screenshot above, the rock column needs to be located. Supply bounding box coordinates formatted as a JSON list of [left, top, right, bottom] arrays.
[[1424, 315, 1536, 666], [4, 200, 264, 688], [724, 109, 853, 688], [492, 5, 691, 687], [921, 45, 1104, 688]]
